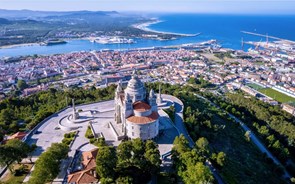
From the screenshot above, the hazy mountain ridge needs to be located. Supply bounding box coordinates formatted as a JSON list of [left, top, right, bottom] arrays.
[[0, 9, 155, 46], [0, 9, 118, 19], [0, 18, 11, 24]]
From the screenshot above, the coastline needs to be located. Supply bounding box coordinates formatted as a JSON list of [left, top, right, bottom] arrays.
[[0, 40, 218, 59], [0, 43, 40, 49], [132, 19, 200, 37], [0, 39, 72, 50], [0, 19, 199, 50]]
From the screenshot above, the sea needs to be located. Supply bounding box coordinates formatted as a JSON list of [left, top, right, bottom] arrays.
[[1, 14, 295, 58]]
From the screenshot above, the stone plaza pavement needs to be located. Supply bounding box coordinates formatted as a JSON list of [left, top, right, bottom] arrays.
[[23, 100, 115, 183], [22, 97, 180, 183]]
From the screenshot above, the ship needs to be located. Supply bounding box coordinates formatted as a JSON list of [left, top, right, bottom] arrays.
[[40, 39, 67, 46], [90, 36, 135, 44]]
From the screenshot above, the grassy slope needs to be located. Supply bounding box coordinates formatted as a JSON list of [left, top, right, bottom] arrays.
[[184, 95, 284, 184], [209, 113, 282, 184]]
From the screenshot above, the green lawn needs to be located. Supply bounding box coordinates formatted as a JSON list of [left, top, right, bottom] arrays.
[[2, 164, 33, 184], [246, 83, 265, 90], [258, 88, 295, 103]]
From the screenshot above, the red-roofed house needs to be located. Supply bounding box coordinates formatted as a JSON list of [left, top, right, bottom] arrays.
[[8, 132, 27, 141], [67, 148, 99, 184]]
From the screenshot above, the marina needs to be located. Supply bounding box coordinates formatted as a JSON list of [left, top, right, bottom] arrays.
[[88, 36, 135, 44], [0, 35, 205, 58]]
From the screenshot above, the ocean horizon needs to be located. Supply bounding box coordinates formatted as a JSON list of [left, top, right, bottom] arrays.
[[148, 14, 295, 49]]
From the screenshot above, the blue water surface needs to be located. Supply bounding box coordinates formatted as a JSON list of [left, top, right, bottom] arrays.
[[1, 14, 295, 57], [149, 14, 295, 48]]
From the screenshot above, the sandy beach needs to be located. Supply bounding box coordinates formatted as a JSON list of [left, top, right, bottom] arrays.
[[132, 19, 200, 37], [0, 43, 40, 49]]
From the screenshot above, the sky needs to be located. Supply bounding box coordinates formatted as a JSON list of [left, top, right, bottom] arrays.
[[0, 0, 295, 14]]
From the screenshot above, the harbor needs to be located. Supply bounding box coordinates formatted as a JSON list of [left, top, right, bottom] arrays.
[[0, 34, 205, 58], [88, 36, 135, 44]]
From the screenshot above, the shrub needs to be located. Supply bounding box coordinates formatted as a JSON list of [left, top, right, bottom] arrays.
[[90, 138, 96, 144], [64, 133, 71, 139], [85, 126, 94, 139], [62, 138, 72, 146]]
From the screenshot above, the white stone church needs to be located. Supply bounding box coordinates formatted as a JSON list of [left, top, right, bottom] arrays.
[[114, 71, 162, 140]]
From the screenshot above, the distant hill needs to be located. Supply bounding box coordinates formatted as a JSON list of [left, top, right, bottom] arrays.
[[0, 18, 11, 24], [0, 9, 118, 19], [0, 9, 160, 47]]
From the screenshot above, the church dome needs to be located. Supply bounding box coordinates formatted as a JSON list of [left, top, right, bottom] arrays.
[[126, 74, 143, 91], [125, 70, 146, 102]]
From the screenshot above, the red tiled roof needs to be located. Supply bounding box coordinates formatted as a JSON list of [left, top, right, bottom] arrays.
[[68, 169, 98, 184], [8, 132, 27, 140], [133, 101, 151, 112], [127, 111, 158, 124], [81, 148, 98, 170], [68, 149, 99, 184]]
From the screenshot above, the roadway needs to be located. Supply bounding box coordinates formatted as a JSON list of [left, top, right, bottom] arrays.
[[194, 93, 291, 179], [162, 94, 225, 184]]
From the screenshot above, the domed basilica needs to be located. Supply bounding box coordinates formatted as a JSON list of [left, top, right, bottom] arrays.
[[114, 71, 161, 140]]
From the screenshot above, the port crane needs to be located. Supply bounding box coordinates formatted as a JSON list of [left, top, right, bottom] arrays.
[[241, 31, 295, 44], [255, 39, 263, 51], [241, 31, 291, 54]]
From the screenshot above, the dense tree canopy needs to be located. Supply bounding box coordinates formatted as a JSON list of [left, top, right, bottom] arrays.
[[29, 143, 68, 184], [196, 137, 209, 156], [159, 83, 287, 183], [0, 81, 291, 183], [183, 162, 214, 184], [96, 146, 117, 179], [0, 85, 116, 134], [144, 140, 162, 173], [172, 135, 214, 184], [96, 138, 161, 183], [17, 79, 28, 90], [203, 91, 295, 174], [0, 139, 33, 173]]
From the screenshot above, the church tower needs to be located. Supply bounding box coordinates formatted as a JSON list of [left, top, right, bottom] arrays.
[[124, 93, 133, 118], [149, 89, 157, 112]]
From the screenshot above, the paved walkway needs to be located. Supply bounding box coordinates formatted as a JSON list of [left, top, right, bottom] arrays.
[[22, 101, 115, 183], [22, 99, 181, 183], [18, 95, 227, 183], [0, 166, 7, 180]]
